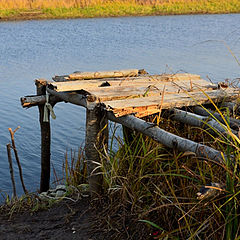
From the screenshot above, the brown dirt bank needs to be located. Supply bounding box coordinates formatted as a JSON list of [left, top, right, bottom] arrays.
[[0, 197, 105, 240], [0, 196, 149, 240]]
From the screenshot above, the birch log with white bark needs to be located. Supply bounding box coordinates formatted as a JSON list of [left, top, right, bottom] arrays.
[[167, 108, 237, 137], [107, 113, 226, 163], [193, 106, 240, 130]]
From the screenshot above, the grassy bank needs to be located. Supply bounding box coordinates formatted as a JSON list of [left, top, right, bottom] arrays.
[[97, 103, 240, 239], [1, 100, 240, 239], [0, 0, 240, 20]]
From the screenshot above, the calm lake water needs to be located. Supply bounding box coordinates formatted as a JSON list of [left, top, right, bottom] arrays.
[[0, 14, 239, 199]]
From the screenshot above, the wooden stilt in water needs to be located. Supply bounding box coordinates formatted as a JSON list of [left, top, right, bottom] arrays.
[[85, 106, 108, 196], [36, 80, 51, 192]]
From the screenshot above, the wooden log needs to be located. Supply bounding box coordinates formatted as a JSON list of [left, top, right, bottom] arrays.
[[46, 87, 90, 108], [58, 69, 140, 81], [8, 127, 28, 195], [107, 113, 226, 163], [36, 80, 51, 192], [167, 108, 238, 137], [85, 107, 108, 195], [6, 143, 17, 198], [20, 95, 62, 108], [193, 106, 240, 130]]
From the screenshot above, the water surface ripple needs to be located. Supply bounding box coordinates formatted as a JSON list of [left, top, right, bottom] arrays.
[[0, 14, 239, 198]]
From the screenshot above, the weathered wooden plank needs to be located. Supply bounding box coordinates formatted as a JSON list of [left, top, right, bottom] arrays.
[[105, 88, 239, 117], [46, 82, 238, 118], [49, 75, 215, 98], [87, 79, 216, 101]]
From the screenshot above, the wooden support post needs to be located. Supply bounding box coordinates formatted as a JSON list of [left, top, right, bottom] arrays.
[[123, 126, 135, 145], [85, 106, 108, 196], [20, 94, 62, 108], [36, 80, 51, 192]]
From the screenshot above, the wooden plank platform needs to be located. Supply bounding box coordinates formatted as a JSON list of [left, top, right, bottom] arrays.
[[20, 69, 240, 193], [47, 70, 239, 118]]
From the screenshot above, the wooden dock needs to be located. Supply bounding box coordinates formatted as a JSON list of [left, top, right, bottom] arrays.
[[47, 70, 239, 118], [21, 69, 240, 194]]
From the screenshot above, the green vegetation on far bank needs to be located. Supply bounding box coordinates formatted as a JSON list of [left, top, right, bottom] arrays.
[[0, 0, 240, 21]]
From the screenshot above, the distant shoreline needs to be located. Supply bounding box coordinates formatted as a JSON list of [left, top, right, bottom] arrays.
[[1, 12, 240, 22], [0, 0, 240, 22]]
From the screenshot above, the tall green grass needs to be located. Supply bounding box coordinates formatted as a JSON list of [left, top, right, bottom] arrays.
[[0, 0, 240, 20]]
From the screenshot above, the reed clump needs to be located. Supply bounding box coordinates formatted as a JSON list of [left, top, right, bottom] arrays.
[[0, 0, 240, 20], [95, 103, 240, 239]]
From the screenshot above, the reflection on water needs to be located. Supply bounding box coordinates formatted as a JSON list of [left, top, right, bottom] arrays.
[[0, 14, 239, 198]]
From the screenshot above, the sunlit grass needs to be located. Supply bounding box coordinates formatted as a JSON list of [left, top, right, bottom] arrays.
[[0, 0, 240, 20], [97, 102, 240, 239]]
